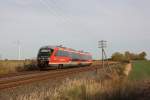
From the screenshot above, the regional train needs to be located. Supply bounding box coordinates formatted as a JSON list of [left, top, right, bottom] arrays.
[[37, 45, 92, 69]]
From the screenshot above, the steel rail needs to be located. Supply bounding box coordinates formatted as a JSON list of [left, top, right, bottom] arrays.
[[0, 62, 119, 90]]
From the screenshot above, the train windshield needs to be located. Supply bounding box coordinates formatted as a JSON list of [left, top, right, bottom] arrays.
[[38, 48, 53, 57]]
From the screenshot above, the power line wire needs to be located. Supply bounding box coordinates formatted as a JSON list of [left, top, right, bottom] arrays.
[[39, 0, 94, 37], [49, 0, 73, 23], [39, 0, 65, 24]]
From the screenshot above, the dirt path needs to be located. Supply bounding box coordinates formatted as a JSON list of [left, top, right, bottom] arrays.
[[123, 63, 132, 76]]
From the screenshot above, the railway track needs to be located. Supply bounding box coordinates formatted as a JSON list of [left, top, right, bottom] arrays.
[[0, 71, 41, 78], [0, 62, 118, 90], [0, 66, 97, 90]]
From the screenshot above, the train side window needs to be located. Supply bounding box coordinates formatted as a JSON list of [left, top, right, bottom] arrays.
[[68, 52, 73, 58], [63, 51, 69, 57], [56, 50, 69, 57], [56, 50, 62, 56], [71, 52, 79, 61]]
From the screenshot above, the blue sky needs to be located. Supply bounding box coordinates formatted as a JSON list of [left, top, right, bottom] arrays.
[[0, 0, 150, 59]]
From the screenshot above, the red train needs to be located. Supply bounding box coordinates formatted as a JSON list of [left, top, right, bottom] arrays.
[[37, 45, 92, 69]]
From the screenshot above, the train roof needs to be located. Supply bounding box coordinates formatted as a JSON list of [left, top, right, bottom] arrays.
[[40, 45, 91, 54], [40, 45, 57, 49]]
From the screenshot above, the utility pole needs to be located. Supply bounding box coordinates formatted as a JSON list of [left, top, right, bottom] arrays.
[[98, 40, 112, 73], [98, 40, 107, 68]]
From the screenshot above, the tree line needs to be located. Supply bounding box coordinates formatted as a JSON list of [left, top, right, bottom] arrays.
[[110, 51, 147, 62]]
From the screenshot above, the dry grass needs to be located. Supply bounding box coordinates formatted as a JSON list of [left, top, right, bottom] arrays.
[[0, 63, 139, 100], [0, 60, 38, 75], [55, 79, 137, 100], [0, 60, 138, 100], [2, 78, 138, 100], [0, 60, 24, 74]]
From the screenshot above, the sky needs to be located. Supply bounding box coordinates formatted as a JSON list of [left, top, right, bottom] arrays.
[[0, 0, 150, 60]]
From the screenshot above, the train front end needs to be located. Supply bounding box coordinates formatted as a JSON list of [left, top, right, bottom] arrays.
[[37, 47, 53, 69]]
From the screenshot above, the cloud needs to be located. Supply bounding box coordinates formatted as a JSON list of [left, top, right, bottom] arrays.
[[0, 0, 150, 59], [14, 0, 34, 6]]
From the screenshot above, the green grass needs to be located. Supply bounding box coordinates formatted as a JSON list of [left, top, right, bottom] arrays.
[[129, 60, 150, 80]]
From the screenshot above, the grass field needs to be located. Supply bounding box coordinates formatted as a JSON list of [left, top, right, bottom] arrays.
[[0, 67, 139, 100], [0, 60, 25, 74], [1, 61, 149, 100], [0, 60, 37, 75], [129, 60, 150, 80]]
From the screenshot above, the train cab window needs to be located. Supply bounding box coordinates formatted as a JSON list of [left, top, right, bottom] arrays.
[[38, 48, 53, 57]]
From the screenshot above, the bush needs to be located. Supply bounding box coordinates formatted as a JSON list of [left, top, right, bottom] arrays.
[[23, 60, 39, 71], [111, 51, 147, 62]]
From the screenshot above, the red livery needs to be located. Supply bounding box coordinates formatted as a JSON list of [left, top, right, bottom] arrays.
[[37, 45, 92, 69]]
